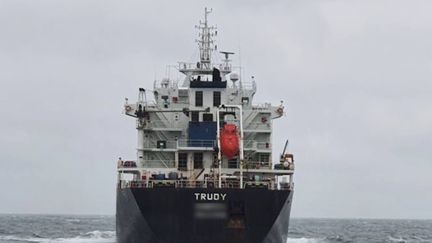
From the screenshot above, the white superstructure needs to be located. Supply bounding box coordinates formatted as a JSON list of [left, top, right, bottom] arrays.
[[118, 8, 294, 190]]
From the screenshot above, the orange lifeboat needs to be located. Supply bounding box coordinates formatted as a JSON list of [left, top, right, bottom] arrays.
[[220, 124, 240, 159]]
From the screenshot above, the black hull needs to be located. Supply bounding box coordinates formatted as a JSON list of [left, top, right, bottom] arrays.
[[116, 188, 293, 243]]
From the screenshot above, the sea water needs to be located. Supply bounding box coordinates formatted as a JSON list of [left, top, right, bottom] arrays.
[[0, 215, 431, 243]]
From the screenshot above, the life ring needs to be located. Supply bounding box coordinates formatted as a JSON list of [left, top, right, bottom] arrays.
[[125, 105, 132, 112], [276, 107, 283, 114]]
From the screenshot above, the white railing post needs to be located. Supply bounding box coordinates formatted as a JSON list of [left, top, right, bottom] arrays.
[[238, 106, 244, 189], [216, 107, 222, 188]]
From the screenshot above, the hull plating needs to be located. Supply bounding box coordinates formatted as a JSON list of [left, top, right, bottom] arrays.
[[116, 188, 293, 243]]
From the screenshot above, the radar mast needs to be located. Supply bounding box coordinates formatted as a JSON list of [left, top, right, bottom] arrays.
[[196, 7, 216, 70]]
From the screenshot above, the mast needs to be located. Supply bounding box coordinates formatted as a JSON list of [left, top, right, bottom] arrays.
[[179, 7, 230, 77], [196, 7, 217, 70]]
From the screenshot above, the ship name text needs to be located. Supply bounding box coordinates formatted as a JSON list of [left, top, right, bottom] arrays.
[[194, 193, 227, 201]]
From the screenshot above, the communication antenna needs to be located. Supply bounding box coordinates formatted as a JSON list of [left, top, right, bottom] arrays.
[[238, 45, 243, 81], [195, 7, 217, 69]]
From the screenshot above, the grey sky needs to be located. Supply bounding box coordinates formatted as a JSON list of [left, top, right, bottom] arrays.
[[0, 0, 431, 218]]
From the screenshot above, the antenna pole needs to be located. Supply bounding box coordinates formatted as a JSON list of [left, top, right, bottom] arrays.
[[196, 7, 216, 69]]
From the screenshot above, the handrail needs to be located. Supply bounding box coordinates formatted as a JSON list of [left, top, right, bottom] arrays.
[[140, 139, 219, 149], [118, 161, 271, 170], [244, 140, 271, 149], [177, 139, 216, 148], [117, 160, 176, 169], [142, 140, 177, 149], [244, 122, 271, 130], [240, 81, 255, 90], [154, 80, 178, 89], [118, 179, 293, 191], [179, 62, 232, 73], [142, 160, 175, 168], [256, 142, 271, 149], [143, 120, 183, 129], [244, 161, 271, 169], [139, 140, 269, 150], [252, 103, 271, 110], [243, 140, 271, 150]]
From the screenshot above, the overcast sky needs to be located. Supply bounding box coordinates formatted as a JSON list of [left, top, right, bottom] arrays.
[[1, 0, 431, 219]]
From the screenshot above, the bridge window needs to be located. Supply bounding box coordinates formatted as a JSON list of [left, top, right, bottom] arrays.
[[194, 153, 203, 169], [213, 91, 221, 107], [203, 113, 213, 122], [191, 111, 199, 122], [195, 91, 203, 107], [178, 153, 188, 171]]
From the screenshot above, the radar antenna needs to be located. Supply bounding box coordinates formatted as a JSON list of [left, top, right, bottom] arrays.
[[220, 51, 234, 61], [220, 51, 234, 73]]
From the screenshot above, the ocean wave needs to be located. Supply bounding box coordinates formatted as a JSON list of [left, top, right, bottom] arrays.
[[65, 219, 81, 223], [0, 234, 324, 243], [0, 230, 116, 243]]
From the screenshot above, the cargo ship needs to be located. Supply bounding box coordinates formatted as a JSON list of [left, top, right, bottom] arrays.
[[116, 8, 295, 243]]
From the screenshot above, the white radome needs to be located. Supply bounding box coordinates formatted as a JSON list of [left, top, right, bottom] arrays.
[[230, 72, 239, 82]]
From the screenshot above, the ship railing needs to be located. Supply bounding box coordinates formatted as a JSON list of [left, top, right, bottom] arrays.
[[178, 62, 232, 72], [142, 160, 175, 168], [176, 97, 190, 105], [243, 140, 254, 148], [118, 180, 147, 189], [221, 180, 241, 189], [178, 62, 197, 71], [142, 140, 177, 149], [175, 179, 242, 189], [118, 160, 137, 168], [219, 63, 232, 73], [179, 62, 209, 72], [243, 140, 271, 150], [244, 122, 271, 130], [118, 161, 175, 170], [176, 180, 206, 188], [244, 181, 270, 189], [143, 120, 183, 129], [136, 100, 157, 108], [256, 142, 271, 149], [177, 139, 216, 148], [278, 182, 294, 190], [239, 80, 256, 91], [118, 179, 294, 191], [243, 181, 294, 190], [153, 79, 178, 89], [243, 161, 271, 169], [252, 103, 272, 110]]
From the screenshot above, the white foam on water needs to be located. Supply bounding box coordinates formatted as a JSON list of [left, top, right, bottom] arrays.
[[287, 237, 324, 243], [388, 235, 406, 243], [65, 219, 81, 223], [0, 235, 321, 243], [0, 231, 116, 243], [0, 233, 326, 243], [387, 235, 431, 243]]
